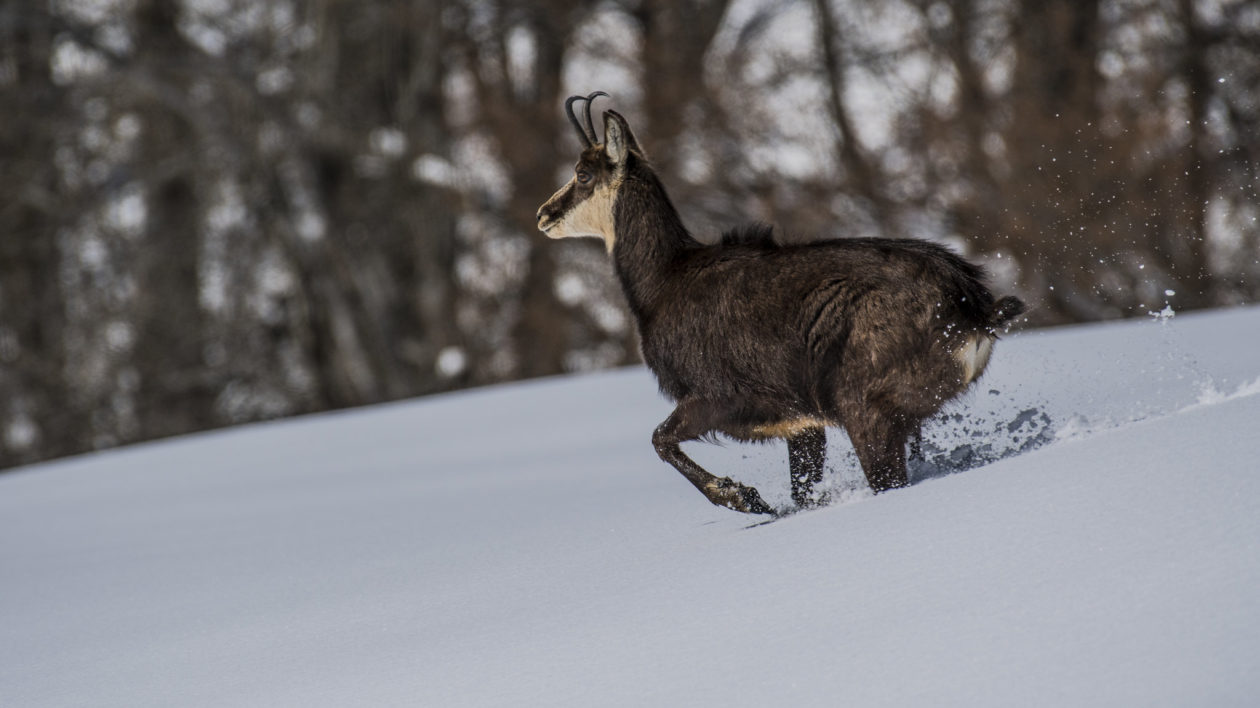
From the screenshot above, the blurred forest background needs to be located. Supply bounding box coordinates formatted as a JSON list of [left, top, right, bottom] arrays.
[[2, 0, 1258, 470]]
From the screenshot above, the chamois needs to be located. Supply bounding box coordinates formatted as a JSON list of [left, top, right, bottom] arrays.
[[537, 92, 1025, 515]]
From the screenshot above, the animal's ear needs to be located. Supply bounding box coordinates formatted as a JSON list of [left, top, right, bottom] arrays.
[[603, 110, 641, 165]]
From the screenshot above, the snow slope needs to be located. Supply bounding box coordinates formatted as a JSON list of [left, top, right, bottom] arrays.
[[3, 306, 1260, 707]]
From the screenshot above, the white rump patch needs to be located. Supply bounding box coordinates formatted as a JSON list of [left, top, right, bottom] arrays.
[[956, 334, 995, 385]]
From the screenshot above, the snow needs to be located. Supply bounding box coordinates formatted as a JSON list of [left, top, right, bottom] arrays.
[[3, 306, 1260, 707]]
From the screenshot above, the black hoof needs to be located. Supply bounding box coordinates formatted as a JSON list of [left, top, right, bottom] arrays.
[[739, 487, 775, 515]]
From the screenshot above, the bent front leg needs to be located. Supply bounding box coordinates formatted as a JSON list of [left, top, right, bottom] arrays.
[[787, 426, 826, 508], [652, 399, 775, 515]]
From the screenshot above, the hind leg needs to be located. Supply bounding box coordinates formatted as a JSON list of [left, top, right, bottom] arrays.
[[652, 398, 775, 515], [847, 413, 913, 493], [908, 422, 925, 463], [787, 426, 826, 508]]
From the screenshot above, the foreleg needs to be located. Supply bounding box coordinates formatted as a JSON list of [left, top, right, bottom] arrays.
[[787, 426, 826, 508], [652, 399, 775, 515]]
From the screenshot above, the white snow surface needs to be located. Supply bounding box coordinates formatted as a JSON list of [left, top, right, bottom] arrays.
[[4, 306, 1260, 707]]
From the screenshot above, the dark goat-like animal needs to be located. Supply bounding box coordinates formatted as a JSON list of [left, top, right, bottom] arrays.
[[537, 93, 1025, 514]]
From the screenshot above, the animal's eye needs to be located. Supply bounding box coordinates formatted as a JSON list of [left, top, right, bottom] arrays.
[[576, 171, 592, 184]]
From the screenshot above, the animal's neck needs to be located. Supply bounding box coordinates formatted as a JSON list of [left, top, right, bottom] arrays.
[[610, 169, 696, 316]]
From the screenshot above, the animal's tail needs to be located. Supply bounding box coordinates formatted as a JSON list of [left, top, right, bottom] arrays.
[[989, 295, 1026, 329]]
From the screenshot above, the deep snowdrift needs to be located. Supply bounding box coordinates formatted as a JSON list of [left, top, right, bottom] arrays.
[[3, 306, 1260, 707]]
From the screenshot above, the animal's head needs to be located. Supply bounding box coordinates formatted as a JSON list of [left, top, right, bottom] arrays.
[[536, 92, 643, 251]]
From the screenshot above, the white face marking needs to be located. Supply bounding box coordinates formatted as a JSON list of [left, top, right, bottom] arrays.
[[538, 177, 620, 252]]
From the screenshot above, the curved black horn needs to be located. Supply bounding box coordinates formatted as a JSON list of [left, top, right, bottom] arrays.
[[565, 95, 593, 148], [564, 91, 610, 148], [582, 91, 609, 146]]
